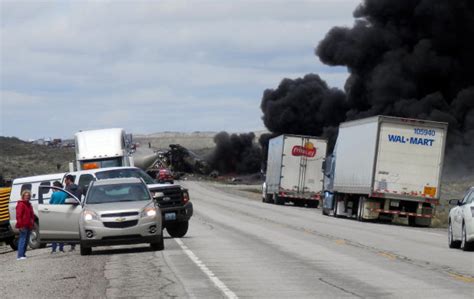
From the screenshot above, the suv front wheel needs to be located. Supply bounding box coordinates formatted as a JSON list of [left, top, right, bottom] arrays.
[[80, 243, 92, 256], [150, 234, 164, 251]]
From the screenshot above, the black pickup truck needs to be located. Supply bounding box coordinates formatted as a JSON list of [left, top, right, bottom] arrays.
[[148, 183, 193, 237]]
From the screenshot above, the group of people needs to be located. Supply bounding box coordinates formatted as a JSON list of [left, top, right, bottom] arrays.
[[15, 175, 81, 260]]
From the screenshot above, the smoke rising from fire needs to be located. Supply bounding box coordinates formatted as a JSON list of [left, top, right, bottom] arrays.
[[208, 132, 262, 174], [261, 0, 474, 172]]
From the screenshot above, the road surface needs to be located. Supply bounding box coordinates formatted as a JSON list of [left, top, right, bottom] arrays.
[[1, 181, 473, 298]]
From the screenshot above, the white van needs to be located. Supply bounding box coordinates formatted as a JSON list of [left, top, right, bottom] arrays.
[[9, 173, 66, 249]]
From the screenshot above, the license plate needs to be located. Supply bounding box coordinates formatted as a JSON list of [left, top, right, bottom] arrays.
[[165, 213, 176, 221]]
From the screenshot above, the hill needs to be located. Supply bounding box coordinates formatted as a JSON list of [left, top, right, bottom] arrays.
[[0, 137, 74, 180]]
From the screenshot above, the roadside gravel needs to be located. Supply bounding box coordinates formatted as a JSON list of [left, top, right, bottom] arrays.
[[0, 244, 107, 298]]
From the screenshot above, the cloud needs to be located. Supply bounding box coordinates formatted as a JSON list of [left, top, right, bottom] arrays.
[[1, 0, 359, 139]]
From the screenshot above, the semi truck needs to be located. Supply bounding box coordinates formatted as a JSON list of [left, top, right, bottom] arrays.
[[322, 116, 448, 227], [262, 134, 328, 207], [74, 128, 135, 171]]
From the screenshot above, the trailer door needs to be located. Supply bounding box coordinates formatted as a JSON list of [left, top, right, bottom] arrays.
[[281, 136, 326, 195], [374, 121, 446, 199]]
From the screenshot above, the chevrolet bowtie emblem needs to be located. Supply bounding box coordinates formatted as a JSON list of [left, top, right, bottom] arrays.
[[116, 217, 126, 222]]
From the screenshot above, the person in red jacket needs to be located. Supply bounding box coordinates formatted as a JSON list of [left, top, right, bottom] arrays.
[[16, 190, 35, 260]]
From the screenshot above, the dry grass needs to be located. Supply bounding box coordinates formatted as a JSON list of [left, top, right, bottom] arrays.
[[0, 137, 75, 180]]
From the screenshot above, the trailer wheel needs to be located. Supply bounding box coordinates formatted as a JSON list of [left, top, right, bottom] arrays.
[[274, 195, 285, 205], [264, 193, 273, 204], [408, 216, 417, 227], [356, 197, 365, 222], [333, 198, 339, 218], [307, 200, 319, 208]]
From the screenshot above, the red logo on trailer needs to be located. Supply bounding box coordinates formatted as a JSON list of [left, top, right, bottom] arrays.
[[292, 142, 317, 158]]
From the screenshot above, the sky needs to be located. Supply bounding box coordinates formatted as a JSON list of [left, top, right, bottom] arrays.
[[0, 0, 359, 140]]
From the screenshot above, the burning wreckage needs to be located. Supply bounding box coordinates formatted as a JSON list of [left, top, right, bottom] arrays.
[[137, 144, 212, 179]]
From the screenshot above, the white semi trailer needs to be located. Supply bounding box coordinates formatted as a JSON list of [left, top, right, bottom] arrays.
[[322, 116, 448, 227], [263, 135, 327, 207]]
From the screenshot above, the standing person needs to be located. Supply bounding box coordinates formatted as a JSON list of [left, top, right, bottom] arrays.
[[50, 181, 67, 253], [64, 174, 81, 251], [15, 190, 34, 260], [64, 175, 82, 199]]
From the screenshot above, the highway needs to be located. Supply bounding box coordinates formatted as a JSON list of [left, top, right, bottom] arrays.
[[1, 181, 473, 298]]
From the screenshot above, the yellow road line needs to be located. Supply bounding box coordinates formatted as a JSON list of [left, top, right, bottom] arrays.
[[449, 273, 474, 284]]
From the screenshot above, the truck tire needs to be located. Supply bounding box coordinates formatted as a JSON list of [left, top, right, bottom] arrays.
[[167, 221, 189, 238], [356, 198, 365, 222], [294, 201, 305, 207], [448, 221, 461, 249], [8, 237, 18, 251], [80, 243, 92, 256], [333, 198, 339, 218], [408, 216, 417, 227], [306, 200, 319, 208], [263, 193, 273, 204], [150, 234, 165, 251], [274, 195, 285, 205]]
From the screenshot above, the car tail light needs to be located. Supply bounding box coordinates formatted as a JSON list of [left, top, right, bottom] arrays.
[[182, 191, 190, 204]]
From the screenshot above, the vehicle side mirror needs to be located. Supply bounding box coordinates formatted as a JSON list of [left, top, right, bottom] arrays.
[[448, 199, 460, 206]]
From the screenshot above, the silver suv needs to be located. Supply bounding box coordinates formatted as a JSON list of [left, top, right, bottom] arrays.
[[38, 177, 163, 255]]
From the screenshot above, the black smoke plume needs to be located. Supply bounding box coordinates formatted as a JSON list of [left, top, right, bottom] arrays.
[[208, 132, 262, 174], [261, 74, 347, 152], [261, 0, 474, 172]]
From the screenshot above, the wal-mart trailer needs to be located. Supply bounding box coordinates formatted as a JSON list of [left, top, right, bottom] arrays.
[[323, 116, 448, 227]]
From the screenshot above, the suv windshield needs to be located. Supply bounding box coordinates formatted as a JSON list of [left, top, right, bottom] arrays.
[[86, 183, 150, 204], [96, 168, 156, 185]]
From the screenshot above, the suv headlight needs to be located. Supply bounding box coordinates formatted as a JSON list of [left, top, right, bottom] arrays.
[[83, 210, 99, 221], [141, 207, 157, 218]]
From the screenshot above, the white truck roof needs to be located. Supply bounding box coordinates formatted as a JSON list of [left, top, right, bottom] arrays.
[[75, 128, 125, 161], [12, 173, 66, 185]]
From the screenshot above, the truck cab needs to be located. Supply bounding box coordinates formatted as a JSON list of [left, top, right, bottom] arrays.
[[74, 128, 134, 171]]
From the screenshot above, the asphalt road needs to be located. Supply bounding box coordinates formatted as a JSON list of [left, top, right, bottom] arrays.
[[1, 181, 473, 298]]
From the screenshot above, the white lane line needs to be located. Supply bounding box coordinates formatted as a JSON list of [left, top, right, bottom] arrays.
[[175, 239, 238, 299]]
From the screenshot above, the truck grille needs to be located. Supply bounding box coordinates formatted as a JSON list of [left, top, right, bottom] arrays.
[[103, 220, 138, 228], [153, 187, 183, 208]]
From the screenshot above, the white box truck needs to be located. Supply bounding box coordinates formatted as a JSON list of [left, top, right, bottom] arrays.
[[322, 116, 448, 227], [262, 135, 328, 207]]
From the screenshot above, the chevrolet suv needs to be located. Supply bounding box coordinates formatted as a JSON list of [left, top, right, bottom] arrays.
[[38, 177, 163, 255]]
